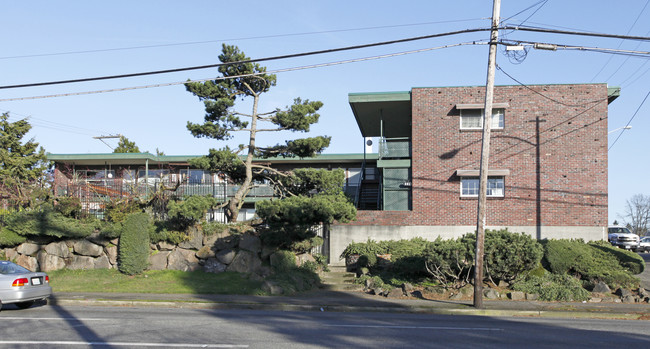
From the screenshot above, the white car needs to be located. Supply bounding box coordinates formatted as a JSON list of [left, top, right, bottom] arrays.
[[0, 261, 52, 311], [608, 226, 640, 252], [639, 237, 650, 253]]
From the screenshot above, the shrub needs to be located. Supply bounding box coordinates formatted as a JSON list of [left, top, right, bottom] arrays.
[[105, 199, 141, 223], [201, 221, 229, 236], [543, 239, 640, 289], [270, 250, 297, 273], [54, 197, 83, 218], [167, 195, 217, 227], [118, 213, 151, 275], [512, 273, 590, 301], [424, 237, 474, 288], [0, 227, 27, 247], [4, 204, 96, 239], [483, 229, 543, 283]]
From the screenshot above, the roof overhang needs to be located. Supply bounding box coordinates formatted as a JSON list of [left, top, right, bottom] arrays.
[[607, 86, 620, 104], [348, 91, 412, 138]]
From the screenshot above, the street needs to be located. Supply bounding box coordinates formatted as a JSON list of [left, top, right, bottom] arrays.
[[1, 305, 649, 348]]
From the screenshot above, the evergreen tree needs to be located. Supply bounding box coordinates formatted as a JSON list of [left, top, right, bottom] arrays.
[[113, 135, 141, 153], [185, 44, 330, 222], [0, 113, 49, 209]]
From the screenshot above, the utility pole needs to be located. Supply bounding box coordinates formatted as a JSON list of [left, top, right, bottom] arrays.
[[473, 0, 501, 309], [93, 134, 122, 150]]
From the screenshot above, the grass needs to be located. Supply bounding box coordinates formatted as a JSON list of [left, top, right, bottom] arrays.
[[48, 269, 265, 295]]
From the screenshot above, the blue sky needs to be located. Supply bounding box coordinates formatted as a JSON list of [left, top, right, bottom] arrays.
[[1, 1, 649, 224]]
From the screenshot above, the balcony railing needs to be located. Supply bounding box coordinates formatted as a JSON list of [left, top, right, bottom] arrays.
[[379, 137, 411, 159]]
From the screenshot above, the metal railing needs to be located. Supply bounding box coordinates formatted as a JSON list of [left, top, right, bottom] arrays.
[[379, 137, 411, 159]]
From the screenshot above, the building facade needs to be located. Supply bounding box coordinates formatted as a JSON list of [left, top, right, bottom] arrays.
[[329, 83, 618, 264]]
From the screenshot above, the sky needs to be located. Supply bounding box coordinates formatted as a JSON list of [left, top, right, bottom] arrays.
[[1, 1, 649, 224]]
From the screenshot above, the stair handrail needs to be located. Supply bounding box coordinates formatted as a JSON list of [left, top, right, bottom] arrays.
[[354, 160, 366, 208]]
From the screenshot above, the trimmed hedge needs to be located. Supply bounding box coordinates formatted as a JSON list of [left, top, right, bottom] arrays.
[[118, 213, 152, 275], [543, 239, 641, 289]]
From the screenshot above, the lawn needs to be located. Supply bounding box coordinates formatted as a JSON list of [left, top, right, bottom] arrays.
[[48, 269, 264, 295]]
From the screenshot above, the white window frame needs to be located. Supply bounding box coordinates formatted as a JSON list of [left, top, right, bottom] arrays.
[[460, 108, 505, 130], [460, 176, 505, 197]]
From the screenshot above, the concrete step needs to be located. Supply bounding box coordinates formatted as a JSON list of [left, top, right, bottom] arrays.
[[319, 266, 362, 291]]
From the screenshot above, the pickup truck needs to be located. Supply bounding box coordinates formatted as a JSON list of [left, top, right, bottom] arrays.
[[608, 226, 640, 252]]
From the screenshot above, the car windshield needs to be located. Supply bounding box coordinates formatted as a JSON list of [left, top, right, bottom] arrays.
[[609, 227, 632, 234], [0, 261, 30, 274]]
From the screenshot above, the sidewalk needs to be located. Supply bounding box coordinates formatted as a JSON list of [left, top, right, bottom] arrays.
[[49, 288, 650, 320]]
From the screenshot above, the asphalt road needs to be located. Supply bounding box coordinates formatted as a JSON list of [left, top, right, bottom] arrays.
[[1, 305, 649, 348]]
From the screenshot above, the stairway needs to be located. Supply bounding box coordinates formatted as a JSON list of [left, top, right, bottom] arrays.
[[319, 266, 363, 292], [358, 182, 380, 210]]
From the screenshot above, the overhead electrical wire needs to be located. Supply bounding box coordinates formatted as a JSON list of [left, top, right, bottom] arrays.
[[609, 90, 649, 151], [0, 18, 488, 61], [0, 42, 485, 102]]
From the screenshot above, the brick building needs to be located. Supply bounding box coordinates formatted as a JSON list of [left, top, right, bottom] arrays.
[[329, 83, 619, 264]]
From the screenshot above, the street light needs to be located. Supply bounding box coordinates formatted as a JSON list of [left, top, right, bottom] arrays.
[[608, 125, 632, 134]]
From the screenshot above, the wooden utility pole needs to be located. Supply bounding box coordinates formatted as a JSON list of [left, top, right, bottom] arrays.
[[473, 0, 501, 309]]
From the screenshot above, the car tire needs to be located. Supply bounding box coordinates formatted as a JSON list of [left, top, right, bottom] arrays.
[[15, 300, 35, 309]]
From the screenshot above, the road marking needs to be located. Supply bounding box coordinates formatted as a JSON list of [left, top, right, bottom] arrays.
[[0, 317, 108, 321], [0, 341, 248, 348], [324, 324, 503, 331]]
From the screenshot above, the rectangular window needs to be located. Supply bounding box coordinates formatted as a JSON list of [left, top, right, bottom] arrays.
[[461, 177, 504, 197], [460, 108, 504, 130]]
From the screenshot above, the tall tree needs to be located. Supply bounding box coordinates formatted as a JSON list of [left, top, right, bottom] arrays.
[[622, 194, 650, 236], [113, 135, 141, 153], [185, 44, 330, 222], [0, 113, 49, 209]]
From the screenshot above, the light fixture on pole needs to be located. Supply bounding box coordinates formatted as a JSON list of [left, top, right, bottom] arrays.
[[608, 126, 632, 134]]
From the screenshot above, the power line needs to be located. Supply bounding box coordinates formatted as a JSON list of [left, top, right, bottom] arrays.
[[0, 42, 485, 102], [503, 25, 650, 42], [0, 28, 491, 90], [609, 90, 650, 151], [0, 18, 487, 60]]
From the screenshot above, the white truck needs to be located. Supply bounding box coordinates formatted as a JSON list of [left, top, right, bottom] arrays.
[[608, 226, 640, 252]]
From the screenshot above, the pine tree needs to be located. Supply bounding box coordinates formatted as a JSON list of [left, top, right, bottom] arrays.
[[185, 44, 330, 222]]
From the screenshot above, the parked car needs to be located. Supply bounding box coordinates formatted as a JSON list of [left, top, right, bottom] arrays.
[[0, 261, 51, 311], [608, 226, 640, 252], [639, 236, 650, 253]]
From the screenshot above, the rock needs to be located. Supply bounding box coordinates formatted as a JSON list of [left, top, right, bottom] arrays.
[[592, 281, 611, 294], [203, 258, 227, 273], [16, 243, 40, 256], [105, 245, 118, 265], [509, 291, 526, 301], [73, 240, 103, 257], [295, 253, 315, 267], [15, 254, 38, 271], [238, 234, 262, 253], [167, 248, 200, 271], [497, 280, 509, 288], [4, 248, 18, 261], [589, 298, 602, 303], [94, 255, 111, 269], [602, 297, 615, 303], [148, 251, 170, 270], [622, 295, 636, 303], [262, 280, 284, 295], [178, 227, 204, 250], [370, 287, 385, 296], [209, 231, 239, 251], [216, 249, 236, 265], [45, 241, 71, 259], [386, 288, 405, 298], [616, 288, 633, 298], [638, 288, 650, 298], [67, 255, 96, 270], [402, 283, 414, 294], [226, 250, 262, 274], [411, 290, 424, 299], [196, 245, 216, 259], [526, 293, 539, 301], [37, 250, 66, 271], [157, 241, 176, 251], [484, 288, 501, 299], [86, 232, 111, 246], [260, 246, 277, 260]]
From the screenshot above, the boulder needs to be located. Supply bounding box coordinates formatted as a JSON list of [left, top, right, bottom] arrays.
[[262, 280, 284, 295], [203, 258, 227, 273], [616, 288, 633, 298], [94, 255, 112, 269], [73, 240, 103, 257], [86, 232, 111, 247], [4, 248, 18, 261], [622, 295, 636, 303], [402, 283, 415, 294], [37, 250, 66, 271], [67, 255, 96, 270], [196, 245, 216, 259], [105, 245, 118, 265], [592, 281, 611, 294], [157, 241, 176, 251], [226, 250, 262, 274], [386, 288, 405, 299], [167, 248, 200, 272], [484, 288, 501, 299], [208, 232, 239, 251], [45, 241, 71, 259], [15, 254, 38, 271], [16, 243, 41, 256], [509, 291, 526, 301], [238, 234, 261, 253], [589, 297, 602, 303], [179, 227, 204, 250], [295, 253, 316, 267], [148, 251, 170, 270], [260, 246, 277, 260], [216, 249, 236, 265], [526, 293, 539, 301]]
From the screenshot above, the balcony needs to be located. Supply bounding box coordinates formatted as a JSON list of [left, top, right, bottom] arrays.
[[379, 137, 411, 159]]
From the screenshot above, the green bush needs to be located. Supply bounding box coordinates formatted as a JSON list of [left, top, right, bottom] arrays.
[[543, 239, 640, 289], [483, 229, 543, 283], [4, 204, 97, 239], [424, 237, 474, 288], [105, 199, 141, 223], [118, 213, 152, 275], [167, 195, 217, 227], [0, 227, 27, 247], [54, 197, 83, 218], [512, 273, 590, 301], [270, 250, 297, 273]]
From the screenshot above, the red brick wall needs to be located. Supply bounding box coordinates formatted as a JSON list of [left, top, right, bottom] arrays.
[[348, 84, 608, 227]]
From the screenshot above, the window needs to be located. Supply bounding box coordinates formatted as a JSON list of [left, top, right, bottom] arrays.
[[461, 177, 504, 197], [460, 108, 505, 130]]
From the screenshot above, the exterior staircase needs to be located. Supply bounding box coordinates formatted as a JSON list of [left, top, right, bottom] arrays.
[[358, 181, 380, 210], [319, 266, 363, 292]]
